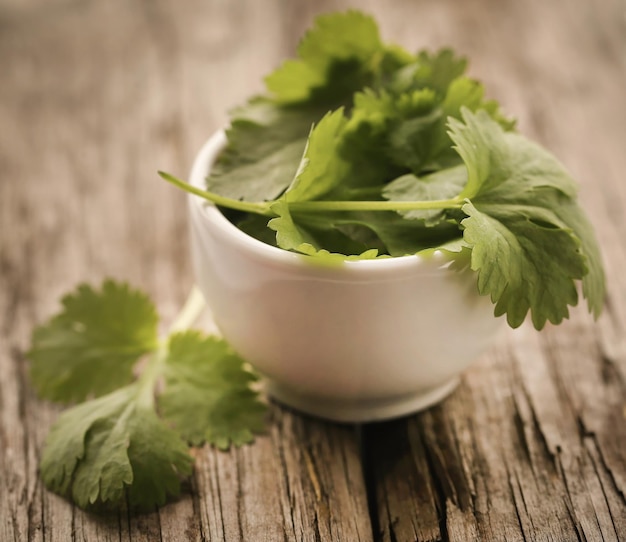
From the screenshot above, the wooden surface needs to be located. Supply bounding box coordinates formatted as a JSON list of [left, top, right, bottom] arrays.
[[1, 0, 625, 540]]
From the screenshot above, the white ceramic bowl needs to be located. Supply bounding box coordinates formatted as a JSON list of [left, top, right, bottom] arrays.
[[188, 131, 503, 422]]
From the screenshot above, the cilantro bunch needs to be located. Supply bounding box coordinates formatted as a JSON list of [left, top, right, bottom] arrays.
[[28, 281, 266, 511], [162, 10, 605, 329]]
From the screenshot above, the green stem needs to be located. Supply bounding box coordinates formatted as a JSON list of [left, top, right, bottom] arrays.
[[169, 286, 206, 333], [135, 286, 207, 409], [136, 344, 167, 410], [159, 170, 464, 215], [158, 171, 273, 216], [288, 198, 463, 213]]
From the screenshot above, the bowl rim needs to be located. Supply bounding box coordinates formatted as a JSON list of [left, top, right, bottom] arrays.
[[188, 130, 454, 275]]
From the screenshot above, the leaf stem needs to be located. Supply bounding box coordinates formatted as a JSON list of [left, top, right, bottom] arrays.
[[135, 286, 207, 409], [136, 345, 167, 410], [288, 198, 464, 213], [169, 286, 206, 333], [158, 171, 274, 216], [159, 170, 464, 215]]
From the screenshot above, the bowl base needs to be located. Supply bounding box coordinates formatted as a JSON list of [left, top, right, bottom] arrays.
[[264, 378, 460, 423]]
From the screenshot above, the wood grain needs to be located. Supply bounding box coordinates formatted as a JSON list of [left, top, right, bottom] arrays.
[[1, 0, 625, 540]]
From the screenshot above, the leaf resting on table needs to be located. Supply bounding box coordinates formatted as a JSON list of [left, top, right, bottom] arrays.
[[29, 279, 267, 511], [28, 280, 158, 403], [160, 331, 267, 450], [40, 386, 193, 511]]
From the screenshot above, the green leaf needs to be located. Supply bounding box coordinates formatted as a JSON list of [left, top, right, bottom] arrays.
[[268, 110, 382, 256], [160, 331, 266, 450], [40, 386, 193, 511], [462, 201, 586, 328], [328, 211, 460, 256], [28, 280, 159, 403], [297, 11, 382, 70], [450, 108, 578, 200], [268, 199, 312, 252], [286, 108, 349, 202], [381, 89, 442, 172], [384, 78, 514, 173], [270, 200, 460, 257], [448, 110, 603, 328], [338, 89, 409, 186], [343, 87, 440, 172], [208, 98, 327, 202], [264, 60, 324, 104], [265, 10, 383, 104], [551, 199, 606, 318], [390, 48, 467, 95], [268, 200, 384, 257], [124, 407, 195, 509], [339, 78, 509, 179], [423, 76, 514, 169], [413, 48, 469, 93]]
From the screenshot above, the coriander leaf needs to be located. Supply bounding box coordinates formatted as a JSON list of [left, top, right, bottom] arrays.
[[422, 76, 515, 169], [286, 109, 349, 202], [326, 211, 460, 256], [160, 331, 266, 450], [208, 98, 327, 202], [448, 110, 603, 328], [414, 48, 468, 93], [210, 139, 305, 202], [124, 406, 195, 509], [207, 11, 391, 203], [390, 48, 468, 95], [386, 78, 515, 173], [268, 109, 382, 257], [382, 165, 467, 223], [266, 103, 466, 257], [268, 199, 312, 252], [265, 10, 383, 104], [451, 108, 578, 200], [272, 201, 460, 257], [552, 199, 606, 318], [40, 386, 193, 511], [28, 280, 158, 403], [268, 200, 374, 256], [264, 60, 324, 104], [377, 89, 442, 172], [338, 89, 410, 185], [297, 11, 382, 70], [40, 387, 133, 499], [338, 86, 446, 183], [440, 76, 513, 130], [441, 76, 486, 117], [347, 87, 439, 167], [270, 106, 437, 258], [340, 80, 508, 180], [462, 201, 586, 328]]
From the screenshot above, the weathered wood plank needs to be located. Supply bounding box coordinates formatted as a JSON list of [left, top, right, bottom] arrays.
[[367, 334, 626, 541], [193, 408, 371, 541]]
